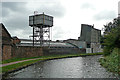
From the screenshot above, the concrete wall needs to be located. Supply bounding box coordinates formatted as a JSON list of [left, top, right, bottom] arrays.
[[79, 24, 101, 43], [86, 48, 92, 53], [86, 43, 102, 53], [91, 29, 101, 43], [79, 24, 92, 43], [91, 43, 102, 53]]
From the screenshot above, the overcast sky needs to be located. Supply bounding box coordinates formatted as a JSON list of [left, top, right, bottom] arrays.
[[1, 0, 119, 41]]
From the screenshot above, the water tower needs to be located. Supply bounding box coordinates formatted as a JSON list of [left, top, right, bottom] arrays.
[[29, 12, 53, 46]]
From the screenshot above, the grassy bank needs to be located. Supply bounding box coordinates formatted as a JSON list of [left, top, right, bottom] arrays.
[[2, 52, 103, 64], [1, 52, 103, 73], [2, 59, 42, 73], [99, 48, 120, 75]]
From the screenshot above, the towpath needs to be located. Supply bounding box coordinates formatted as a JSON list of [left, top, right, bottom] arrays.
[[0, 58, 41, 67]]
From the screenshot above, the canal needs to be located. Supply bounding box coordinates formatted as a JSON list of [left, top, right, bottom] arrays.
[[6, 55, 118, 78]]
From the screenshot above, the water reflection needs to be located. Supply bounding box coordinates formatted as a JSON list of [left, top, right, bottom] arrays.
[[8, 55, 118, 78]]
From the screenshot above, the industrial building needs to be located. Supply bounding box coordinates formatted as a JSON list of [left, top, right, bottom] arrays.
[[64, 39, 86, 48], [65, 24, 102, 53], [79, 24, 101, 53], [78, 24, 101, 43], [17, 39, 83, 55], [0, 12, 102, 60], [0, 23, 83, 60]]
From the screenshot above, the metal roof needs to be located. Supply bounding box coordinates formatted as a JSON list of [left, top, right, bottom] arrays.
[[17, 40, 76, 48]]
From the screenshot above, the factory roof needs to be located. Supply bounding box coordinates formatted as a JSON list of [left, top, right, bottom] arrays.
[[17, 39, 77, 48]]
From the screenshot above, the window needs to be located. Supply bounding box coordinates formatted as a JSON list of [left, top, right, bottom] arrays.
[[87, 43, 90, 48]]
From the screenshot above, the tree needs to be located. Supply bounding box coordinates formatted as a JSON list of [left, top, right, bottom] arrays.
[[103, 18, 120, 55]]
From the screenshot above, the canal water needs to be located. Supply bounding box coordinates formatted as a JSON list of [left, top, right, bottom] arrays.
[[7, 55, 119, 78]]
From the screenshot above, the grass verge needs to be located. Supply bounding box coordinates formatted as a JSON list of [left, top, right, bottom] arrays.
[[99, 48, 120, 76], [2, 59, 42, 73], [2, 56, 41, 64], [2, 52, 103, 64]]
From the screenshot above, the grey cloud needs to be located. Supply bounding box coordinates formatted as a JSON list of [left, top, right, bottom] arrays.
[[2, 2, 31, 38], [3, 14, 31, 38], [94, 10, 116, 21], [2, 2, 27, 17], [2, 8, 10, 17], [2, 2, 27, 12], [2, 1, 65, 39], [53, 26, 64, 40], [81, 3, 95, 10], [37, 2, 65, 18], [12, 28, 32, 38], [0, 3, 2, 22]]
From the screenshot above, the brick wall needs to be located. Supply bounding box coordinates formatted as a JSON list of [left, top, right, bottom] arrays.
[[12, 37, 21, 44], [1, 24, 43, 60], [43, 48, 86, 55], [2, 45, 12, 60], [1, 24, 12, 60], [2, 27, 12, 45], [12, 46, 43, 58]]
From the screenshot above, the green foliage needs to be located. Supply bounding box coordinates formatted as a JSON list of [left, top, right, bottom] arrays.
[[103, 17, 120, 55], [103, 26, 120, 55], [2, 59, 42, 73], [100, 18, 120, 76], [99, 48, 120, 75], [2, 56, 41, 64], [103, 46, 112, 56]]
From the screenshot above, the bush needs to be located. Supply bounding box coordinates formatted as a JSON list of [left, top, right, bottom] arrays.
[[103, 46, 112, 56], [103, 27, 120, 55], [99, 48, 120, 75]]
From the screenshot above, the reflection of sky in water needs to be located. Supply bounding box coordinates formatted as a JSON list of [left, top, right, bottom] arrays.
[[8, 55, 118, 78]]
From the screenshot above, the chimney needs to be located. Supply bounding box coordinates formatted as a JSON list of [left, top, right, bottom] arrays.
[[118, 1, 120, 18]]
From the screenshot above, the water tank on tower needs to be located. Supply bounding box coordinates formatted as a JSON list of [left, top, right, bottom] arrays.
[[29, 13, 53, 27], [29, 12, 53, 47]]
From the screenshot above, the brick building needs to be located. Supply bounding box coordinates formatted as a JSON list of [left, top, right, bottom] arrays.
[[0, 23, 43, 60], [0, 23, 13, 60]]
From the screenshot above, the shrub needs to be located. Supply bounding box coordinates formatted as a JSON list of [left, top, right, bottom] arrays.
[[100, 48, 120, 74], [103, 27, 120, 55]]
